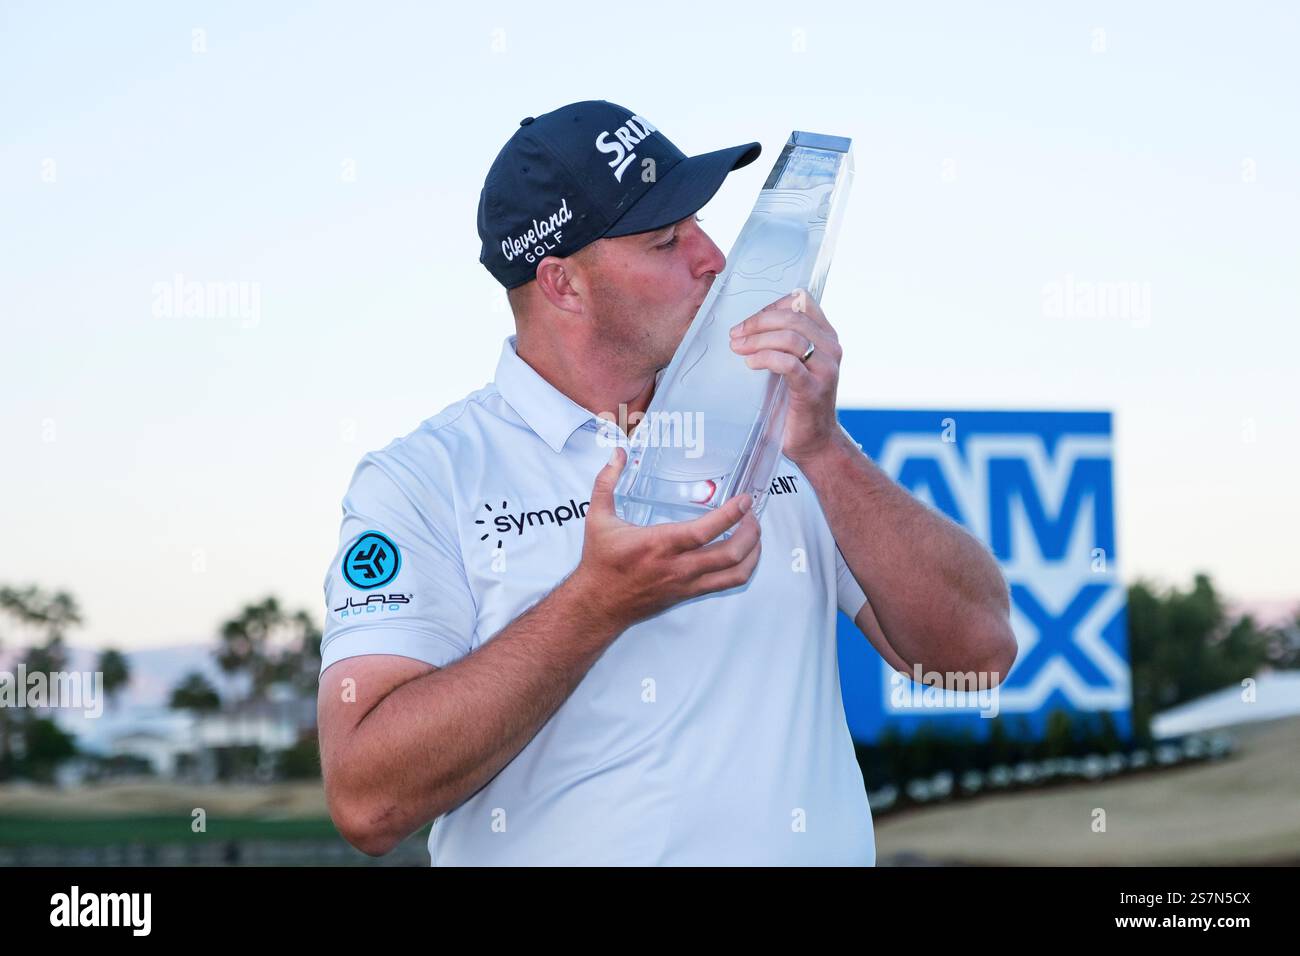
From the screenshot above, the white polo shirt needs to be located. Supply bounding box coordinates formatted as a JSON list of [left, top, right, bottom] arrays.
[[320, 334, 876, 866]]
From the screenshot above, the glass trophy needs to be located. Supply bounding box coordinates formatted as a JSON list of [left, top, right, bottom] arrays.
[[613, 131, 854, 533]]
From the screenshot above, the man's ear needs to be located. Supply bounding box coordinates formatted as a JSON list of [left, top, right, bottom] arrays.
[[534, 250, 591, 315]]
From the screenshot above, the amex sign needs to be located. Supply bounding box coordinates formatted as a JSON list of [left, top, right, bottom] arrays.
[[834, 410, 1132, 742]]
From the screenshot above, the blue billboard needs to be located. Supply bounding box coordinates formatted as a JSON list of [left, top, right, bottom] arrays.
[[835, 410, 1131, 742]]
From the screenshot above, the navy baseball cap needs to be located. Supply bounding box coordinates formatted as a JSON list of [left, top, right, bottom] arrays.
[[477, 100, 761, 289]]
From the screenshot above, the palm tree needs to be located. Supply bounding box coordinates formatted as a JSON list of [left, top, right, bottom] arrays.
[[0, 585, 82, 641], [169, 672, 222, 783], [22, 637, 69, 680], [97, 649, 131, 711], [0, 584, 84, 776], [169, 672, 221, 713], [281, 609, 322, 697], [216, 597, 321, 703]]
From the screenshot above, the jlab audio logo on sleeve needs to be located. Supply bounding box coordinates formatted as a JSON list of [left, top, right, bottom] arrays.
[[334, 592, 410, 618], [343, 531, 401, 589]]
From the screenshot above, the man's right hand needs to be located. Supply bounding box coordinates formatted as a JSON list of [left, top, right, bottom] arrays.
[[568, 446, 762, 631]]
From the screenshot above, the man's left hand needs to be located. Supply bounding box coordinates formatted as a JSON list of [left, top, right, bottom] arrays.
[[729, 289, 843, 466]]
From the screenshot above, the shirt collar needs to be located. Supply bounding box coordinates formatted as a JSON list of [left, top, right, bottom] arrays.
[[494, 335, 600, 453]]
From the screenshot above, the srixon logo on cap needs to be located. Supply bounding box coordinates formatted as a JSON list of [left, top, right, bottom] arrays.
[[595, 114, 658, 182]]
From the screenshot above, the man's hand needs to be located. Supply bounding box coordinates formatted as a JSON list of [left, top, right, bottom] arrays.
[[569, 447, 762, 632], [728, 289, 843, 467]]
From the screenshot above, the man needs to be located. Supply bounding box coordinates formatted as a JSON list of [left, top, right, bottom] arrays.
[[317, 100, 1017, 866]]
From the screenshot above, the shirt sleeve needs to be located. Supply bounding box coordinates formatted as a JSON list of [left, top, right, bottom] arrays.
[[320, 453, 477, 676], [835, 543, 869, 620]]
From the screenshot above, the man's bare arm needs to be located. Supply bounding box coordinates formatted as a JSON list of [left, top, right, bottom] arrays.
[[728, 291, 1017, 684], [802, 432, 1017, 682], [853, 599, 911, 676], [318, 571, 623, 856]]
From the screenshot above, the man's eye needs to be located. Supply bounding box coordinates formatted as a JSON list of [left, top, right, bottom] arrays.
[[658, 234, 678, 249]]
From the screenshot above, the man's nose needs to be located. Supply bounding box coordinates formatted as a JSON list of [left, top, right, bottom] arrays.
[[690, 226, 726, 279]]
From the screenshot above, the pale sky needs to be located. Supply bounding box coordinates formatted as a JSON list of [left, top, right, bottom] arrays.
[[2, 1, 1296, 650]]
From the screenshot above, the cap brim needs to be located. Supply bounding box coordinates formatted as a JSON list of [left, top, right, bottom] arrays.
[[601, 141, 762, 238]]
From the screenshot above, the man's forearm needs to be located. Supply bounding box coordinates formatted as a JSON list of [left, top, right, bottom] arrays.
[[336, 571, 623, 852], [798, 430, 1016, 677]]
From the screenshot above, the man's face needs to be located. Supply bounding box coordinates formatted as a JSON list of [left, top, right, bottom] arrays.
[[574, 213, 726, 371]]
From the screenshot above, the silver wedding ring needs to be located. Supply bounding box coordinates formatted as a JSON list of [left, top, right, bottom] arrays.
[[799, 340, 816, 364]]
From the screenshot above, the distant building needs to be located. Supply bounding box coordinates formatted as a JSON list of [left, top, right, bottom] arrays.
[[1152, 669, 1300, 738], [108, 729, 185, 777], [57, 683, 317, 781]]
